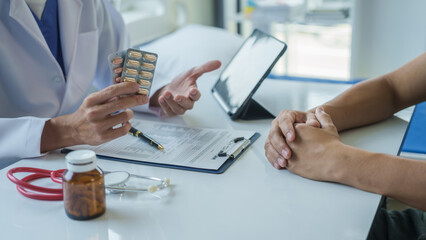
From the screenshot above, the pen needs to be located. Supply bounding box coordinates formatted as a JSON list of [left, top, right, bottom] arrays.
[[128, 127, 164, 151]]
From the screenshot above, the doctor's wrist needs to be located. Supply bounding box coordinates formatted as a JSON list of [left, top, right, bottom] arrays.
[[40, 115, 79, 154], [148, 86, 165, 108]]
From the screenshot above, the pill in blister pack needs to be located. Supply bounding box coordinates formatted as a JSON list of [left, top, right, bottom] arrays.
[[108, 48, 158, 96]]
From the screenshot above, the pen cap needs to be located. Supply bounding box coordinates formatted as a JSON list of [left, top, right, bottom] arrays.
[[65, 150, 97, 173]]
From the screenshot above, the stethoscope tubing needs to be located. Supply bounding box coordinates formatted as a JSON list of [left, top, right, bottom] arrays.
[[7, 167, 170, 200], [7, 167, 63, 200]]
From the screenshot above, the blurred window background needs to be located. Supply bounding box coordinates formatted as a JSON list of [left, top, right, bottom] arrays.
[[223, 0, 353, 80], [110, 0, 426, 81]]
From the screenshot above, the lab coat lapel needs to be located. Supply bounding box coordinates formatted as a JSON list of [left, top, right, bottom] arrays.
[[57, 0, 83, 78], [9, 0, 50, 53], [57, 0, 101, 115]]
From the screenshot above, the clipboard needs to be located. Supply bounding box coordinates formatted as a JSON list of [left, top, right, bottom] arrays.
[[63, 133, 260, 174], [62, 119, 260, 174]]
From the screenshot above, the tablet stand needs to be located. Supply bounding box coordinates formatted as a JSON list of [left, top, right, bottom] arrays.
[[238, 98, 275, 120]]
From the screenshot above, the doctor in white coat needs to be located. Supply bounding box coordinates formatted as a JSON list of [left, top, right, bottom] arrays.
[[0, 0, 221, 163]]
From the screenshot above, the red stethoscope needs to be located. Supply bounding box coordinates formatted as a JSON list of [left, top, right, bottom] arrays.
[[7, 167, 65, 201], [7, 167, 171, 201]]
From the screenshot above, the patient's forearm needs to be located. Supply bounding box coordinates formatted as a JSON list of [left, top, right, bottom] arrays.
[[306, 75, 396, 132], [313, 52, 426, 132], [335, 145, 426, 211], [319, 76, 396, 131]]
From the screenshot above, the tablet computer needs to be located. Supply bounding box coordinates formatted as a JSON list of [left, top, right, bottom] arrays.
[[211, 29, 287, 120]]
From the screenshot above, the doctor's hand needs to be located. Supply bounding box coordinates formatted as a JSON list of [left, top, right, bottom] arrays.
[[281, 107, 344, 182], [41, 82, 148, 153], [149, 60, 222, 117], [264, 109, 321, 169]]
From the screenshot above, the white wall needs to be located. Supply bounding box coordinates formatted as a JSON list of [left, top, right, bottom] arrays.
[[173, 0, 215, 26], [350, 0, 426, 79], [116, 0, 215, 46]]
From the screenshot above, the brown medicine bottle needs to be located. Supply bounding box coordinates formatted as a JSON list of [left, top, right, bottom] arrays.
[[63, 150, 106, 220]]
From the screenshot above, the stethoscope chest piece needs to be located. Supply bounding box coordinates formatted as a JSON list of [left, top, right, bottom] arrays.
[[103, 171, 170, 194]]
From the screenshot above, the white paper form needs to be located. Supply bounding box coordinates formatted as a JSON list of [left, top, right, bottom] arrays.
[[69, 119, 256, 170]]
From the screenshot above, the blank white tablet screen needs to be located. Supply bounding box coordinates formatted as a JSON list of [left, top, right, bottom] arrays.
[[212, 30, 286, 115]]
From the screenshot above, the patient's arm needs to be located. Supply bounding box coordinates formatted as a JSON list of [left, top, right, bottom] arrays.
[[319, 52, 426, 132], [285, 108, 426, 211], [265, 52, 426, 169], [265, 53, 426, 209]]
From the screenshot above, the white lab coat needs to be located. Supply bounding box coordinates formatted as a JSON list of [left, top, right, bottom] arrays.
[[0, 0, 165, 161]]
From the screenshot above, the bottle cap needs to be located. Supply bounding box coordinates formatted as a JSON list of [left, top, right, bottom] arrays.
[[65, 150, 97, 173]]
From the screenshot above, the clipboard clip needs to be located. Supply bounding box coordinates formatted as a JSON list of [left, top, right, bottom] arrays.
[[217, 137, 251, 159]]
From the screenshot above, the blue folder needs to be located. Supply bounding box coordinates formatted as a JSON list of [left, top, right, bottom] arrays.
[[400, 101, 426, 160]]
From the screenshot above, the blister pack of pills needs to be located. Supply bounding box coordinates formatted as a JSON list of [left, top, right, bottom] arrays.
[[108, 48, 158, 95]]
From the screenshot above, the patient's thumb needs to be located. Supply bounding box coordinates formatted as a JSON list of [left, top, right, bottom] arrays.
[[315, 107, 335, 130]]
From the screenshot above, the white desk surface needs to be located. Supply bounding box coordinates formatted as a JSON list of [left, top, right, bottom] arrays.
[[0, 77, 409, 240]]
